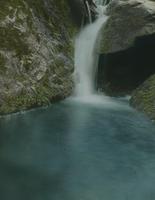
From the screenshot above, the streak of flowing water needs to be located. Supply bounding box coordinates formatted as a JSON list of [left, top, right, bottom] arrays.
[[74, 4, 107, 99]]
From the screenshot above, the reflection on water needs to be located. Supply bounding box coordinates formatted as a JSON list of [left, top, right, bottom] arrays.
[[0, 99, 155, 200]]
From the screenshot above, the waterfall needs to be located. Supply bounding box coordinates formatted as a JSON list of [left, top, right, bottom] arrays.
[[74, 2, 107, 99]]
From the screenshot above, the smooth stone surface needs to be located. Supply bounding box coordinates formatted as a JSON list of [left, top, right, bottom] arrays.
[[99, 0, 155, 53]]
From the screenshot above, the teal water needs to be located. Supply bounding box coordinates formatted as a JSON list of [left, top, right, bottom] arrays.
[[0, 98, 155, 200]]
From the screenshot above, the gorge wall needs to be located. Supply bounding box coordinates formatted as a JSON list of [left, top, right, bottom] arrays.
[[0, 0, 77, 114]]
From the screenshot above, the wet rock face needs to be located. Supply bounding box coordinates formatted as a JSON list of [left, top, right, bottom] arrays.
[[96, 0, 155, 96], [130, 74, 155, 121], [0, 0, 76, 114]]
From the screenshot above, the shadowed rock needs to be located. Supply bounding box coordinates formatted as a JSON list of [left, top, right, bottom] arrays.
[[96, 0, 155, 97]]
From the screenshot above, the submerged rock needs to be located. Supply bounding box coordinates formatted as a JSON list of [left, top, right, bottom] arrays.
[[0, 0, 76, 114], [130, 74, 155, 121]]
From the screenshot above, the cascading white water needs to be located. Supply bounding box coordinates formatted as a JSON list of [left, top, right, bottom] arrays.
[[74, 1, 107, 99]]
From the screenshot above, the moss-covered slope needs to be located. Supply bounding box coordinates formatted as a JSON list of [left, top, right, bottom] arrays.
[[0, 0, 76, 114], [130, 74, 155, 121]]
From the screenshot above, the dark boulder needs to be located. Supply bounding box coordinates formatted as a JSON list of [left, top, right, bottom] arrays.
[[96, 0, 155, 96]]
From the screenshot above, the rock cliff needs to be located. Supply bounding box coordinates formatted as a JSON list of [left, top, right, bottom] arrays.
[[0, 0, 76, 114]]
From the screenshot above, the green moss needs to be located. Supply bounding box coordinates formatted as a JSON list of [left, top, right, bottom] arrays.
[[0, 27, 31, 57], [130, 74, 155, 121], [0, 88, 60, 115], [0, 54, 6, 73]]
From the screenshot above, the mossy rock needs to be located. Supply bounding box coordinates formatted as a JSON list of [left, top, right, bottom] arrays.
[[130, 74, 155, 121], [0, 0, 77, 114]]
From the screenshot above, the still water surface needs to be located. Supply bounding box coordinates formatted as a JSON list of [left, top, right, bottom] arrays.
[[0, 98, 155, 200]]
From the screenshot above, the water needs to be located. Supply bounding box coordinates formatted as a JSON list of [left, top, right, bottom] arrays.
[[74, 4, 107, 97], [0, 99, 155, 200], [1, 1, 155, 200]]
